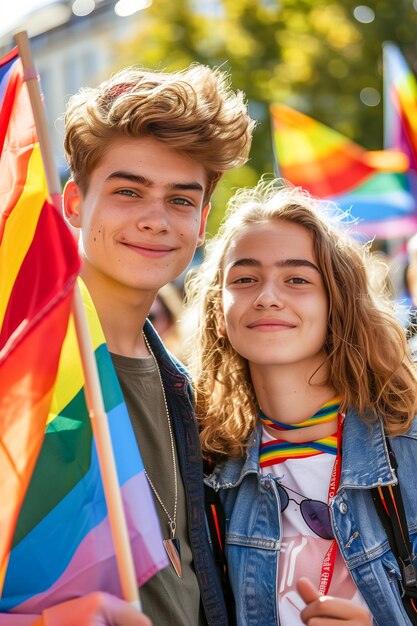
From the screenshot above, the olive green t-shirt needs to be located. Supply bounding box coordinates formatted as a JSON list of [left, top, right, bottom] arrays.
[[111, 353, 207, 626]]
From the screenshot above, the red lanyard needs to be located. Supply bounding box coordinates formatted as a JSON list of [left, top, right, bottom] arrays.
[[318, 412, 344, 596]]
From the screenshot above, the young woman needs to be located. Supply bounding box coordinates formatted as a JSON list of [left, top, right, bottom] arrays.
[[186, 179, 417, 626]]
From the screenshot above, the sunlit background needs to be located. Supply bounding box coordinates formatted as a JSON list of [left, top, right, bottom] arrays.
[[1, 0, 417, 239]]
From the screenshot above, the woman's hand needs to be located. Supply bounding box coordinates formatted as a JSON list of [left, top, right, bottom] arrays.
[[297, 577, 373, 626]]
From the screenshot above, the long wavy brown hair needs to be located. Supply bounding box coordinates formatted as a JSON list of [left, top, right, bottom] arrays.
[[185, 179, 417, 461]]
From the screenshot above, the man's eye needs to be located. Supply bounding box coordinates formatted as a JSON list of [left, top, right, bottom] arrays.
[[172, 197, 192, 206], [117, 189, 137, 197]]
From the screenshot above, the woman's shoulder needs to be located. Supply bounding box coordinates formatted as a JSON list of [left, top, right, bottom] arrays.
[[387, 416, 417, 485], [391, 413, 417, 440], [345, 406, 417, 440]]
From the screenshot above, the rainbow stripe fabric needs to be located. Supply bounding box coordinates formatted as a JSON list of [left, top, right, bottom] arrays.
[[0, 46, 167, 615], [260, 396, 342, 431], [0, 48, 80, 591], [271, 103, 417, 239], [259, 436, 338, 467], [259, 398, 340, 467], [1, 279, 168, 615], [383, 43, 417, 170]]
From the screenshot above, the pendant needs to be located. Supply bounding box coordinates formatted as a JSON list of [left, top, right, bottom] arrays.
[[163, 537, 182, 578]]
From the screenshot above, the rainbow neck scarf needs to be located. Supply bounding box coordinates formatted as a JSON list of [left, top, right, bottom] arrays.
[[259, 397, 341, 467]]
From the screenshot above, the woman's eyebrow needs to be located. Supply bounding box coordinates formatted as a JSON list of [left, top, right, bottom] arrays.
[[228, 257, 319, 272]]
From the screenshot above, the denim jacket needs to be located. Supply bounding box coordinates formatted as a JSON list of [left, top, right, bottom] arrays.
[[144, 322, 229, 626], [205, 408, 417, 626]]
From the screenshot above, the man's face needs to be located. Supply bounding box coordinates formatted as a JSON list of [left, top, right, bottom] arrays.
[[64, 136, 210, 295]]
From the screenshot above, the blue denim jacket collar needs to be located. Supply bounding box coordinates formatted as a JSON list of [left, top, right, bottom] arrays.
[[339, 408, 395, 489], [143, 319, 189, 395], [340, 407, 417, 488], [206, 425, 260, 491], [207, 408, 417, 493]]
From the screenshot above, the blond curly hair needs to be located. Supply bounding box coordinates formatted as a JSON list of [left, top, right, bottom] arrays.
[[64, 64, 255, 203], [185, 179, 417, 461]]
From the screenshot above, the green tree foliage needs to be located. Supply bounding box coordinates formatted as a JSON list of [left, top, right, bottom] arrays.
[[117, 0, 417, 234]]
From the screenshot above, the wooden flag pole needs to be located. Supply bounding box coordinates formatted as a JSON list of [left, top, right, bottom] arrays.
[[14, 30, 142, 611]]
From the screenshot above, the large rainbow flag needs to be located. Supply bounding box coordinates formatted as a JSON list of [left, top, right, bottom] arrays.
[[0, 48, 167, 617], [271, 103, 417, 238], [0, 280, 168, 616], [0, 48, 80, 591]]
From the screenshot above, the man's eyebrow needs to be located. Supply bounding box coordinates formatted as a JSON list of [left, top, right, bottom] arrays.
[[106, 171, 150, 185], [228, 257, 320, 272], [105, 171, 204, 193], [169, 182, 204, 193]]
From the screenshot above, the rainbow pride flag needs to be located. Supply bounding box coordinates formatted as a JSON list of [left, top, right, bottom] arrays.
[[0, 48, 80, 591], [0, 280, 168, 615], [271, 103, 417, 238], [383, 43, 417, 170], [0, 47, 167, 617]]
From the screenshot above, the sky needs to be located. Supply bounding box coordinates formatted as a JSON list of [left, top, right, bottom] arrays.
[[0, 0, 54, 38], [0, 1, 146, 39]]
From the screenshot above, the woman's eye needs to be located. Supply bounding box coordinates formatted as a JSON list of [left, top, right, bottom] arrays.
[[288, 277, 309, 284], [234, 277, 255, 284]]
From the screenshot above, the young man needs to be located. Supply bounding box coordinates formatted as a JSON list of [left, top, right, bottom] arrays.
[[60, 64, 254, 625]]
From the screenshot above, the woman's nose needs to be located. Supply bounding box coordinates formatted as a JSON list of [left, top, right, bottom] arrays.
[[253, 283, 284, 309]]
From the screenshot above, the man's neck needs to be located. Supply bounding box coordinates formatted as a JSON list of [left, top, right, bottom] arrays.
[[81, 269, 157, 358]]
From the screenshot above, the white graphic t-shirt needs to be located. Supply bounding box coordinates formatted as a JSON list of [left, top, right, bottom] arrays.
[[261, 426, 367, 625]]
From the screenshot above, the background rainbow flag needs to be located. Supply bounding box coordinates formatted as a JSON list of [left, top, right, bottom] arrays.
[[0, 48, 80, 590], [271, 103, 417, 238], [383, 42, 417, 170]]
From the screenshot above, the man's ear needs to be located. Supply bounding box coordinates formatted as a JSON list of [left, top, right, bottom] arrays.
[[196, 202, 211, 248], [63, 180, 82, 228]]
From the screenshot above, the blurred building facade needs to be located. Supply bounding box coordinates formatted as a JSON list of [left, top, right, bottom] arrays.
[[0, 0, 147, 177]]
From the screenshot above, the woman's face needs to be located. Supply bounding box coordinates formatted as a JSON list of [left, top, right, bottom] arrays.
[[220, 219, 329, 376]]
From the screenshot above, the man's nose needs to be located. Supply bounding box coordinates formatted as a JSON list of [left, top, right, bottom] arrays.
[[136, 200, 170, 233]]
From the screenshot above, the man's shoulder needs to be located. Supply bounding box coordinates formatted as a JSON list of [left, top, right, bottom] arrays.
[[164, 347, 189, 378], [144, 321, 191, 382]]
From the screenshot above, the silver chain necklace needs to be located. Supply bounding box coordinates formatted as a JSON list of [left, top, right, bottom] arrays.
[[143, 333, 182, 578]]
